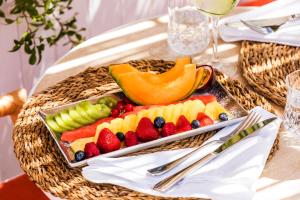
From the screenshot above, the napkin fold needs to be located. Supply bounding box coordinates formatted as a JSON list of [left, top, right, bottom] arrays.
[[82, 107, 281, 200], [219, 0, 300, 47]]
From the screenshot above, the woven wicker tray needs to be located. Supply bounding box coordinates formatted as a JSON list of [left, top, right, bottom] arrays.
[[240, 41, 300, 107], [13, 59, 278, 200]]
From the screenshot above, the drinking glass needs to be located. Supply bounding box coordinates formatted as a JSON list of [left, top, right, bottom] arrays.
[[193, 0, 240, 74], [283, 70, 300, 134], [168, 0, 210, 55]]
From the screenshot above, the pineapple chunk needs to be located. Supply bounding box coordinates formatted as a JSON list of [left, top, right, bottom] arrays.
[[187, 100, 205, 122], [94, 122, 111, 142], [170, 103, 183, 124], [163, 104, 176, 122], [110, 118, 124, 133], [205, 101, 227, 120], [144, 107, 158, 122], [71, 137, 94, 152], [181, 100, 193, 120], [123, 114, 137, 133]]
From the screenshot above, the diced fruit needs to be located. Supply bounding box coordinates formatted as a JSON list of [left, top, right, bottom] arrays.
[[60, 110, 82, 129], [136, 117, 159, 142], [154, 117, 165, 129], [124, 104, 134, 112], [186, 100, 205, 122], [62, 125, 95, 142], [204, 100, 227, 120], [170, 103, 183, 124], [69, 95, 227, 154], [54, 114, 73, 131], [116, 101, 125, 111], [122, 114, 137, 133], [163, 104, 176, 123], [97, 128, 121, 153], [190, 95, 216, 105], [125, 131, 139, 147], [111, 108, 120, 117], [110, 118, 124, 133], [71, 137, 94, 153], [191, 120, 201, 129], [75, 104, 95, 123], [219, 112, 229, 121], [111, 63, 196, 105], [69, 107, 91, 125], [84, 142, 100, 158], [116, 132, 125, 141], [176, 115, 192, 133], [79, 101, 111, 120], [74, 150, 86, 162], [61, 117, 113, 143], [98, 96, 118, 108], [162, 122, 177, 137], [94, 122, 111, 142], [46, 116, 64, 133], [197, 112, 214, 127]]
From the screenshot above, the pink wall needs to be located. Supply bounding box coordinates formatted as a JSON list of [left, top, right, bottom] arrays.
[[0, 0, 168, 181]]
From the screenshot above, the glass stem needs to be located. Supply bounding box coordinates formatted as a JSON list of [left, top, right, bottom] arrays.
[[211, 16, 220, 63]]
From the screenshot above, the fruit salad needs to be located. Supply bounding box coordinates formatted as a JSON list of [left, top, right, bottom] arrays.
[[42, 57, 235, 164], [53, 94, 229, 162]]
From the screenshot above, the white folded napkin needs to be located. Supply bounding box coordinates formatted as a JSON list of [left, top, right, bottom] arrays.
[[219, 0, 300, 47], [82, 107, 281, 200]]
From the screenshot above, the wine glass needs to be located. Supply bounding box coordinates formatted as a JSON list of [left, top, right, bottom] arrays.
[[193, 0, 240, 75]]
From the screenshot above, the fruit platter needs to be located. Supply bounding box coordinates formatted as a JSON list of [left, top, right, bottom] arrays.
[[38, 57, 247, 167]]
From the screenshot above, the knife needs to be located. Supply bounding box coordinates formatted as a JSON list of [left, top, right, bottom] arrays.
[[153, 117, 277, 192], [225, 14, 300, 29]]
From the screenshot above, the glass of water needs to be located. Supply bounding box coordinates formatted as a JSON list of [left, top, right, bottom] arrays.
[[283, 70, 300, 134], [168, 0, 210, 55]]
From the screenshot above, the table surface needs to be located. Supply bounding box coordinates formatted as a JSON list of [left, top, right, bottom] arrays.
[[31, 8, 300, 200]]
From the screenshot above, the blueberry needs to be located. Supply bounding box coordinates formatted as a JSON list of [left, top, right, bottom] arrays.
[[116, 132, 125, 141], [191, 120, 201, 129], [219, 112, 228, 121], [154, 117, 165, 128], [74, 150, 86, 162]]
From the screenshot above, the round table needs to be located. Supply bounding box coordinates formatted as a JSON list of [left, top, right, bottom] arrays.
[[29, 8, 300, 200]]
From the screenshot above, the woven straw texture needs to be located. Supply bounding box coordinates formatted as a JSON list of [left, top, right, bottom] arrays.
[[240, 41, 300, 106], [13, 59, 278, 200]]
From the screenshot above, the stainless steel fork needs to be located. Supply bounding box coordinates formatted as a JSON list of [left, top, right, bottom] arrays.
[[147, 111, 261, 176]]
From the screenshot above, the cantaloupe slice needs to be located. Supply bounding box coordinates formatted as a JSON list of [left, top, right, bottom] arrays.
[[109, 57, 191, 84], [114, 64, 196, 105]]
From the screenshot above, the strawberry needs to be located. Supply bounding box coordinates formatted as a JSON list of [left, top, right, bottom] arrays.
[[97, 128, 121, 153], [136, 117, 160, 142], [197, 112, 214, 127], [162, 122, 177, 137], [125, 131, 139, 147], [84, 142, 100, 158], [176, 115, 192, 133]]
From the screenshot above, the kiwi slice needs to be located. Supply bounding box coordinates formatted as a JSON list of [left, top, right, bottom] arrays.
[[46, 116, 64, 133]]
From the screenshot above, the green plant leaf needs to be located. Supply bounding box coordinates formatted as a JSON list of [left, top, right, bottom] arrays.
[[29, 52, 36, 65], [10, 44, 21, 52], [5, 18, 14, 24], [0, 9, 5, 18]]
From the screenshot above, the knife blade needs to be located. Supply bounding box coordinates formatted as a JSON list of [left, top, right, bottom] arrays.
[[153, 117, 277, 192]]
